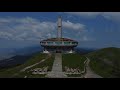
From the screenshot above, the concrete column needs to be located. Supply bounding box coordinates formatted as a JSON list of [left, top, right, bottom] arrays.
[[68, 50, 73, 53]]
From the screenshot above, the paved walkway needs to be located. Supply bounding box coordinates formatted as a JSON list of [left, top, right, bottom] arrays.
[[46, 53, 67, 78], [84, 57, 102, 78]]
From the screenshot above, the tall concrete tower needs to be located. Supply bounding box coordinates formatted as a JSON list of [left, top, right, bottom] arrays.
[[57, 16, 62, 39], [40, 16, 78, 53]]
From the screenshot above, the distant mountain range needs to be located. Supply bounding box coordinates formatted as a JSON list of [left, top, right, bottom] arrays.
[[14, 46, 42, 55], [0, 47, 97, 68], [0, 46, 43, 68], [75, 47, 97, 55], [0, 55, 32, 68], [0, 46, 42, 60]]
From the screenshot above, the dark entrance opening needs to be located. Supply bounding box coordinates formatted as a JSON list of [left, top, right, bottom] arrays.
[[56, 50, 62, 53]]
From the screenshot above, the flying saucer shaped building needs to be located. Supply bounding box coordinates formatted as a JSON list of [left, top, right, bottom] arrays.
[[40, 16, 78, 53]]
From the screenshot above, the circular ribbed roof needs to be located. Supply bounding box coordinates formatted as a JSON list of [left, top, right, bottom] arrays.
[[41, 38, 78, 42]]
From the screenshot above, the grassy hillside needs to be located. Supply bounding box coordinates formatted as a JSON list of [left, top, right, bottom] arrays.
[[0, 53, 54, 78], [62, 53, 86, 71], [62, 53, 86, 77], [0, 55, 33, 68], [86, 47, 120, 78]]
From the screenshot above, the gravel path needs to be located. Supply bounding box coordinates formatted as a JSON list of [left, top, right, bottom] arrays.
[[84, 57, 102, 78]]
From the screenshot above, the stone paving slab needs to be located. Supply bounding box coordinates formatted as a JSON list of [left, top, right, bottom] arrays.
[[46, 53, 67, 78]]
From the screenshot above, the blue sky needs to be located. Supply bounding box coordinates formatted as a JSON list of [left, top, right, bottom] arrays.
[[0, 12, 120, 49]]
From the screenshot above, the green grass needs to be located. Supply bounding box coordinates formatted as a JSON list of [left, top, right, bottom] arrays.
[[14, 73, 46, 78], [13, 71, 46, 78], [87, 47, 120, 78], [89, 59, 113, 78], [0, 53, 50, 78], [67, 74, 82, 77], [28, 74, 46, 78], [27, 54, 54, 71], [13, 54, 55, 78], [62, 53, 86, 77]]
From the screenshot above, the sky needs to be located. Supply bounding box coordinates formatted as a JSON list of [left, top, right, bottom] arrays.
[[0, 12, 120, 49]]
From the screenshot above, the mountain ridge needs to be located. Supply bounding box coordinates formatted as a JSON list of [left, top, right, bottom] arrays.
[[86, 47, 120, 78]]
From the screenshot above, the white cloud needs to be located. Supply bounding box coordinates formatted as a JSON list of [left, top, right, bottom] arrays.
[[66, 12, 101, 17], [63, 20, 85, 30], [102, 12, 120, 21], [0, 17, 86, 41], [0, 32, 13, 40], [76, 35, 95, 42], [66, 12, 120, 21]]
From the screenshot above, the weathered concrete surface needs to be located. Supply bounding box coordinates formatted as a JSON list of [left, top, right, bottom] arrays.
[[46, 53, 67, 78]]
